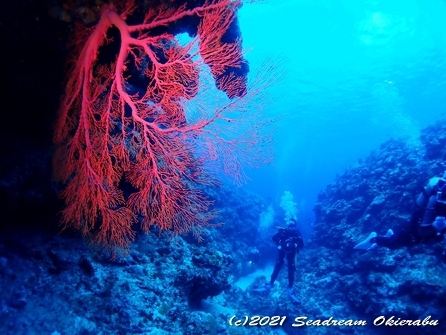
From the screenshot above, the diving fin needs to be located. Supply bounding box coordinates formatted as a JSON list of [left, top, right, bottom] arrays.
[[354, 232, 377, 250], [287, 288, 301, 304], [384, 229, 394, 238], [253, 283, 273, 293]]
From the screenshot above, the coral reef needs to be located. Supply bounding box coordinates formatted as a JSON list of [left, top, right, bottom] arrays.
[[2, 0, 446, 334], [302, 119, 446, 334]]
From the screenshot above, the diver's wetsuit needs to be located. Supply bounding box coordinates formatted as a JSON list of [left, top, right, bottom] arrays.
[[374, 177, 446, 249], [270, 227, 304, 288]]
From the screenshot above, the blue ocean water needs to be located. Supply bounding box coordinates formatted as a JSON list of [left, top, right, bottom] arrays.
[[237, 0, 446, 227], [3, 1, 446, 334]]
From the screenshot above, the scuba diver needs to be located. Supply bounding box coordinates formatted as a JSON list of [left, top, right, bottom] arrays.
[[354, 172, 446, 261], [255, 219, 304, 303]]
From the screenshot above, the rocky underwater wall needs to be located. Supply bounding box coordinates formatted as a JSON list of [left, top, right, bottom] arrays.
[[299, 119, 446, 334]]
